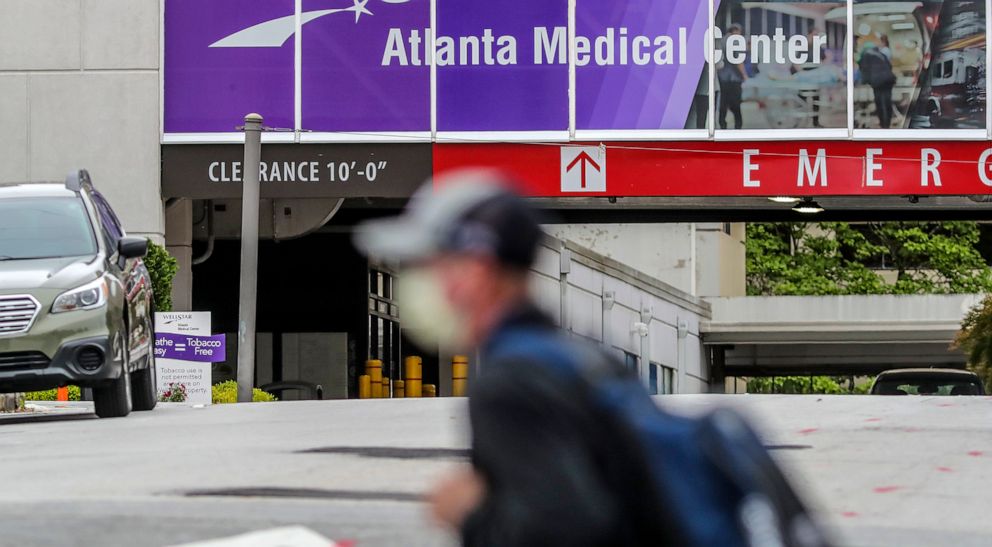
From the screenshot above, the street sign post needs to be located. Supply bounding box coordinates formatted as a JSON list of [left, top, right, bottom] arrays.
[[237, 114, 262, 403]]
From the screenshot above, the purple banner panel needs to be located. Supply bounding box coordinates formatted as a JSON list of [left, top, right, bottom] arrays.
[[436, 0, 569, 132], [302, 0, 430, 132], [155, 333, 227, 363], [576, 0, 711, 131], [165, 0, 295, 133]]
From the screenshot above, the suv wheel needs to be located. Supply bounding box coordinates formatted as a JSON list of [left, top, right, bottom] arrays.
[[132, 354, 158, 411], [94, 335, 132, 418]]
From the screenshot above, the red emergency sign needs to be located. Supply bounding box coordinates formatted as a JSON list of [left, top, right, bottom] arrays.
[[433, 141, 992, 197]]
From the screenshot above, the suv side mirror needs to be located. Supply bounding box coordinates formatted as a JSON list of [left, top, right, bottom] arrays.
[[118, 237, 148, 259]]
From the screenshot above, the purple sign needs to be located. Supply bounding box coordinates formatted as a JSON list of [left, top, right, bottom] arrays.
[[576, 0, 712, 131], [303, 0, 430, 132], [435, 0, 569, 132], [155, 333, 227, 363], [165, 0, 295, 133], [166, 1, 830, 134]]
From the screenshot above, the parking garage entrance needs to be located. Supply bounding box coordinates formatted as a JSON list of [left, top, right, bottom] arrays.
[[163, 144, 443, 400]]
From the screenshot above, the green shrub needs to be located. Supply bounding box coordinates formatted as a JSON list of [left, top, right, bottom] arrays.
[[145, 241, 179, 312], [211, 380, 278, 404], [746, 376, 873, 395], [24, 385, 82, 401]]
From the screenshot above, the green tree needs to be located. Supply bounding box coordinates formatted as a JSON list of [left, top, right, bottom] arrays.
[[867, 222, 992, 294], [954, 296, 992, 393], [747, 222, 992, 296]]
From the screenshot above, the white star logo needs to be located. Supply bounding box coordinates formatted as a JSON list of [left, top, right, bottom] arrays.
[[210, 0, 409, 48], [346, 0, 373, 23]]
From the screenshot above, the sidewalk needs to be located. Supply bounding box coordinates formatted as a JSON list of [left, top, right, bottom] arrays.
[[0, 400, 94, 424]]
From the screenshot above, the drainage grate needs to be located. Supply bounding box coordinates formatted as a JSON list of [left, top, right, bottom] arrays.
[[185, 487, 422, 503], [765, 445, 813, 451], [299, 446, 470, 460]]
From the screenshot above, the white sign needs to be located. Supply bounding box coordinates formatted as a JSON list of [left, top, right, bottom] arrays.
[[156, 312, 211, 334], [155, 312, 213, 406], [561, 146, 607, 193]]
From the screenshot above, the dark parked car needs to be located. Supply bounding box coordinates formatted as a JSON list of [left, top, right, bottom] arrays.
[[0, 170, 156, 418], [870, 368, 986, 396]]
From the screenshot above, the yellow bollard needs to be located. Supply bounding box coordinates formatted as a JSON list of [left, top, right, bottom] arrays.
[[358, 374, 371, 399], [366, 360, 383, 398], [452, 355, 469, 397], [382, 377, 390, 399], [393, 379, 405, 398], [404, 356, 422, 398], [423, 384, 437, 398]]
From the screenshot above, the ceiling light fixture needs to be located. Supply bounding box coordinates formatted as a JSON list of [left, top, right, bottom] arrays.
[[768, 196, 801, 204], [793, 198, 824, 214]]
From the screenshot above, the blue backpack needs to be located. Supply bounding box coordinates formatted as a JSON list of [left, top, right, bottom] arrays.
[[489, 328, 833, 547]]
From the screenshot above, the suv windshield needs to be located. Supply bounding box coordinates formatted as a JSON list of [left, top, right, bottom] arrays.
[[873, 375, 984, 396], [0, 197, 97, 260]]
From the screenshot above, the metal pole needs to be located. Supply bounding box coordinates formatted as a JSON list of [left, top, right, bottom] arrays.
[[237, 113, 263, 403]]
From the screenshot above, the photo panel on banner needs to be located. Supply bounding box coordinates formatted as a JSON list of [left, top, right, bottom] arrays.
[[164, 0, 295, 133], [709, 0, 849, 131], [853, 0, 986, 129], [574, 0, 712, 131], [302, 0, 431, 133], [435, 0, 569, 133]]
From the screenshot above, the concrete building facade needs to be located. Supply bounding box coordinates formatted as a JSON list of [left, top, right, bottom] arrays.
[[0, 0, 163, 242]]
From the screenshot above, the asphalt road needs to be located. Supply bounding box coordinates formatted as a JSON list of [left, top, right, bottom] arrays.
[[0, 395, 990, 547]]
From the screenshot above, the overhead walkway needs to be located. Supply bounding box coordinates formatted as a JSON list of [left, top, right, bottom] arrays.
[[702, 294, 983, 378]]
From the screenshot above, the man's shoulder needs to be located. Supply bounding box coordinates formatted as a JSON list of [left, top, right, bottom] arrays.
[[486, 327, 619, 382]]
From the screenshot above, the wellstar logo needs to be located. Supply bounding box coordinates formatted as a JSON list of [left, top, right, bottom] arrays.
[[209, 0, 410, 48]]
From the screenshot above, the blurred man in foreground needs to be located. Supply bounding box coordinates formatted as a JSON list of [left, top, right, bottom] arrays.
[[356, 171, 651, 545], [355, 171, 830, 547]]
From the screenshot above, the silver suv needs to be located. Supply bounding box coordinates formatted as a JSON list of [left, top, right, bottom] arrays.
[[0, 171, 156, 418]]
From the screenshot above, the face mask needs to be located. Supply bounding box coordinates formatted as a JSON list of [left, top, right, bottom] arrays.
[[397, 267, 471, 351]]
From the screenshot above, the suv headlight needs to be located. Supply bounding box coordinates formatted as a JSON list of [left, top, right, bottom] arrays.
[[52, 278, 109, 313]]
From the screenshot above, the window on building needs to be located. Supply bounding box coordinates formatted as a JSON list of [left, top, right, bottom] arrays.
[[624, 352, 639, 376], [661, 366, 676, 395], [368, 268, 400, 381], [651, 363, 676, 395]]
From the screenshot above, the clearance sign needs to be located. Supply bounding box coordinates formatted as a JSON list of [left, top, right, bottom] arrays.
[[433, 142, 992, 197]]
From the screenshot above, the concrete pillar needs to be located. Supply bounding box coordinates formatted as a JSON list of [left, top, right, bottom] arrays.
[[694, 223, 746, 297], [165, 199, 193, 311], [709, 346, 728, 394]]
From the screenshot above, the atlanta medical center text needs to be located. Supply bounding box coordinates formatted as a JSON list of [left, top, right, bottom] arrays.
[[382, 26, 829, 67]]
